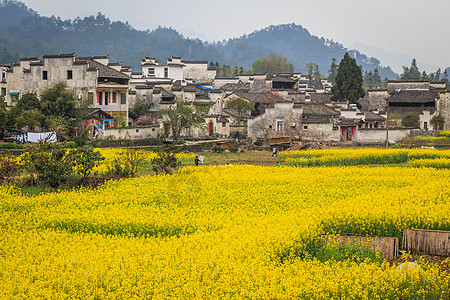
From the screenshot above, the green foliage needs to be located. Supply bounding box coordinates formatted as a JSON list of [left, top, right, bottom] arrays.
[[14, 109, 45, 130], [130, 95, 154, 118], [430, 114, 445, 130], [0, 154, 21, 184], [65, 141, 77, 148], [107, 149, 145, 178], [254, 140, 263, 146], [22, 143, 73, 191], [327, 58, 338, 85], [0, 95, 7, 128], [228, 147, 239, 153], [331, 52, 365, 104], [402, 113, 420, 128], [69, 146, 104, 181], [40, 82, 77, 119], [1, 142, 23, 149], [46, 115, 72, 142], [151, 149, 179, 175], [400, 59, 421, 80], [252, 54, 294, 74], [159, 101, 205, 143], [306, 62, 320, 79], [225, 97, 254, 120], [211, 145, 224, 153]]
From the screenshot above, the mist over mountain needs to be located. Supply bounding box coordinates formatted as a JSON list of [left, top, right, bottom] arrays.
[[1, 0, 398, 78]]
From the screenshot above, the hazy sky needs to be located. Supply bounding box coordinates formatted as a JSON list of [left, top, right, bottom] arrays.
[[21, 0, 450, 72]]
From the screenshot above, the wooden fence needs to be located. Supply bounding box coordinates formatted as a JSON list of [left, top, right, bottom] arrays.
[[402, 229, 450, 256], [326, 236, 399, 260]]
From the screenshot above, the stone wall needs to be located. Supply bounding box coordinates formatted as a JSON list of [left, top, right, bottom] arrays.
[[357, 129, 410, 143], [100, 126, 159, 140]]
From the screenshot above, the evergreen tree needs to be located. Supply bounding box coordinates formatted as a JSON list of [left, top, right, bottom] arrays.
[[331, 52, 365, 104], [421, 71, 429, 80], [373, 68, 381, 88], [328, 58, 338, 85], [443, 69, 448, 82], [400, 59, 421, 80], [435, 68, 441, 81]]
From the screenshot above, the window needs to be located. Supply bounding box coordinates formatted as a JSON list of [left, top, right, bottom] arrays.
[[42, 71, 48, 80], [277, 121, 283, 132], [268, 125, 272, 129], [112, 92, 117, 103], [104, 92, 109, 105], [369, 123, 373, 128], [1, 88, 5, 96], [148, 68, 155, 77], [424, 122, 428, 130], [88, 92, 94, 104], [1, 71, 5, 80], [374, 122, 378, 128], [121, 93, 126, 104], [303, 125, 308, 130], [98, 92, 103, 105], [67, 70, 73, 80], [164, 68, 168, 78], [222, 122, 226, 127]]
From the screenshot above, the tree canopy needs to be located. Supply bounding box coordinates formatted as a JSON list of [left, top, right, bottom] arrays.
[[225, 97, 255, 120], [331, 52, 365, 104], [159, 101, 204, 142], [252, 54, 294, 74]]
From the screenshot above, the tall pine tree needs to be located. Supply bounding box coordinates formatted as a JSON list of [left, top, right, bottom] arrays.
[[328, 58, 338, 85], [331, 52, 365, 104]]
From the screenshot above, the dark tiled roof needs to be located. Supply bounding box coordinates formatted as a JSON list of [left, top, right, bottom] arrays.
[[29, 62, 44, 66], [234, 92, 284, 104], [309, 93, 332, 104], [302, 103, 340, 116], [302, 115, 333, 124], [86, 59, 130, 80], [266, 74, 296, 83], [308, 79, 324, 90], [221, 82, 251, 92], [19, 57, 40, 61], [362, 110, 386, 121], [389, 90, 438, 103], [339, 118, 364, 126], [182, 60, 208, 64]]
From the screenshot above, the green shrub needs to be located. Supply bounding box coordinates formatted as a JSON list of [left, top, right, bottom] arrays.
[[211, 145, 224, 153], [66, 141, 77, 148], [69, 146, 104, 182], [1, 142, 23, 149], [151, 150, 179, 175], [402, 113, 420, 128], [254, 140, 263, 146], [228, 147, 239, 153], [107, 149, 145, 178], [0, 155, 21, 184]]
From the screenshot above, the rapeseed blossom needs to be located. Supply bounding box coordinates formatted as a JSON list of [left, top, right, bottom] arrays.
[[0, 155, 449, 298]]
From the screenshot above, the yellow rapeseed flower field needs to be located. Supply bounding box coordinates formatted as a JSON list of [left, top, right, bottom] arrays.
[[0, 150, 449, 299]]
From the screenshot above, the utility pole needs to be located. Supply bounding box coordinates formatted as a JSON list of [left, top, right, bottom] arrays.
[[385, 98, 389, 148]]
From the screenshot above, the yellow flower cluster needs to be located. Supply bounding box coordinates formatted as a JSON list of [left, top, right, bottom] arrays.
[[0, 164, 448, 298], [408, 158, 450, 169], [93, 148, 196, 173], [279, 148, 450, 167]]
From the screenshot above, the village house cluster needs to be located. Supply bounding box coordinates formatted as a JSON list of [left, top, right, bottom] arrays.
[[1, 53, 449, 144]]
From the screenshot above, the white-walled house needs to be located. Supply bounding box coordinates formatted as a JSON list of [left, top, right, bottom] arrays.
[[5, 53, 131, 128]]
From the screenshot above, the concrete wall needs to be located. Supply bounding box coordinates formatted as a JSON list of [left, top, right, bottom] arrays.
[[248, 102, 302, 138], [357, 129, 410, 143], [302, 123, 340, 142], [101, 126, 159, 140]]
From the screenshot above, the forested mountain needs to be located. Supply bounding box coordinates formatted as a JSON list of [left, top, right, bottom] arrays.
[[0, 0, 397, 78], [212, 24, 397, 78]]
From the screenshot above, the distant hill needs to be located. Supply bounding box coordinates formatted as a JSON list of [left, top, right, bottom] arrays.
[[0, 0, 397, 78], [213, 24, 397, 79]]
